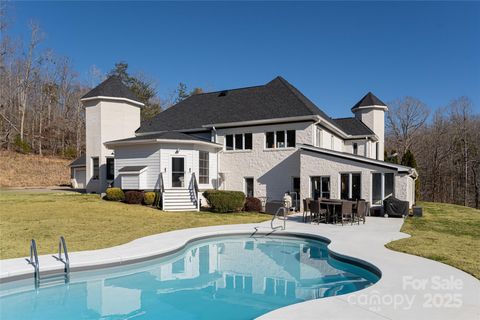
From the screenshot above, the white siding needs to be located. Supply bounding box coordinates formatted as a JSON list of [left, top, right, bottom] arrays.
[[121, 174, 140, 189], [113, 142, 219, 190], [114, 144, 161, 190]]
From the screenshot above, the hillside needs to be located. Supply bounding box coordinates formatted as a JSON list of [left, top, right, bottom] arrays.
[[0, 151, 71, 187]]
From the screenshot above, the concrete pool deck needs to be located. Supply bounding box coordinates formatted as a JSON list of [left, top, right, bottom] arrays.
[[1, 216, 479, 319]]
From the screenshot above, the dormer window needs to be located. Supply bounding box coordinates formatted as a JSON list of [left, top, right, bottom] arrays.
[[353, 143, 358, 155]]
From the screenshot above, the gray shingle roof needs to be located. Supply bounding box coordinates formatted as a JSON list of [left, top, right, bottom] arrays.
[[69, 154, 85, 167], [137, 76, 332, 133], [82, 76, 141, 103], [118, 166, 147, 172], [351, 92, 386, 111], [333, 117, 375, 136], [107, 131, 212, 144]]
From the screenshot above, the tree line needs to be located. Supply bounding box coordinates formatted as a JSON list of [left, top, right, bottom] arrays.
[[385, 97, 480, 209], [0, 11, 198, 158]]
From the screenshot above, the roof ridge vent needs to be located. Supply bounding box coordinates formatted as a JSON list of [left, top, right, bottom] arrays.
[[218, 90, 228, 97]]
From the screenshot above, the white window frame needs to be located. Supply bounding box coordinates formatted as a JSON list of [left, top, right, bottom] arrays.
[[264, 130, 296, 150], [244, 177, 254, 197], [371, 171, 395, 206], [224, 133, 252, 151], [339, 172, 362, 200], [309, 175, 331, 199], [198, 150, 209, 185], [92, 157, 99, 180], [315, 126, 322, 147]]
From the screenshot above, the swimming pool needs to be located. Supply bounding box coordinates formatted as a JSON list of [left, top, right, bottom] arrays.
[[0, 235, 380, 319]]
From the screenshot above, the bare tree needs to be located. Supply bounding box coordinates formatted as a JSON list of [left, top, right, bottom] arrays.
[[386, 97, 430, 159], [17, 22, 43, 142]]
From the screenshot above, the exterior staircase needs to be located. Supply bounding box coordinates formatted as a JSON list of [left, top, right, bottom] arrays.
[[162, 188, 199, 212]]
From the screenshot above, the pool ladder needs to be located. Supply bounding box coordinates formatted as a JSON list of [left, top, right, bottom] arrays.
[[26, 236, 70, 288], [271, 207, 287, 230]]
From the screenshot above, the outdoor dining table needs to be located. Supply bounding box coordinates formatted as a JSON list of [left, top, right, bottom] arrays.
[[319, 199, 343, 224]]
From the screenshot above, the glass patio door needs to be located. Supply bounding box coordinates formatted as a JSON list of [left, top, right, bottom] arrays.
[[172, 157, 185, 188]]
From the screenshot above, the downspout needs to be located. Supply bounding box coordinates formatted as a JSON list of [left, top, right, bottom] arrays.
[[212, 126, 220, 190]]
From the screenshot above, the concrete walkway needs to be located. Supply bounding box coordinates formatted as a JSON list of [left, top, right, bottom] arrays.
[[0, 216, 479, 319]]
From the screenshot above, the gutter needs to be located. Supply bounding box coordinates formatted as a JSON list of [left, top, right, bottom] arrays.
[[80, 96, 145, 107], [104, 139, 223, 149]]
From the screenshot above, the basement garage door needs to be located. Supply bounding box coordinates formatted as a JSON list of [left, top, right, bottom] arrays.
[[74, 168, 86, 189]]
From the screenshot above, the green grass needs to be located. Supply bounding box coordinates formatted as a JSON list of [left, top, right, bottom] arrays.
[[0, 191, 269, 259], [386, 202, 480, 279]]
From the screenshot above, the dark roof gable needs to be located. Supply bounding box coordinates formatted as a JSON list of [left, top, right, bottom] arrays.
[[333, 117, 375, 136], [82, 76, 140, 102], [69, 154, 86, 167], [137, 76, 331, 133], [351, 92, 386, 111]]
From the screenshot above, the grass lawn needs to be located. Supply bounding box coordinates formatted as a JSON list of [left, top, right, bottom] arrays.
[[386, 202, 480, 279], [0, 191, 270, 259]]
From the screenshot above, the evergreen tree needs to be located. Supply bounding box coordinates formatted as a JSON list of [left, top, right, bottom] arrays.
[[385, 150, 399, 164], [108, 62, 161, 120], [174, 82, 190, 103], [402, 149, 420, 201], [401, 149, 417, 168]]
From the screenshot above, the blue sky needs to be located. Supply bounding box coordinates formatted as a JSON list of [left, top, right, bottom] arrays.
[[8, 1, 480, 117]]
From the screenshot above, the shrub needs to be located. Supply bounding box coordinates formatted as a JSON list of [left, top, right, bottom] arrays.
[[203, 190, 245, 213], [143, 192, 156, 205], [244, 197, 262, 212], [124, 191, 144, 204], [14, 135, 31, 154], [63, 147, 77, 159], [105, 188, 125, 201]]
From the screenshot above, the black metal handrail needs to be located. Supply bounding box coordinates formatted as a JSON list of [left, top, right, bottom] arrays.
[[159, 172, 165, 193]]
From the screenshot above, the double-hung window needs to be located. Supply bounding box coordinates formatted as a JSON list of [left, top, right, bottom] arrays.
[[265, 130, 295, 149], [199, 151, 209, 184], [225, 133, 252, 151]]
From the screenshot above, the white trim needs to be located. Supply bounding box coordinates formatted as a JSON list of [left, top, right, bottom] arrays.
[[299, 143, 418, 177], [80, 96, 145, 107], [243, 176, 254, 197], [118, 167, 148, 175], [104, 138, 223, 149], [351, 104, 388, 112], [170, 155, 187, 189], [203, 115, 319, 129]]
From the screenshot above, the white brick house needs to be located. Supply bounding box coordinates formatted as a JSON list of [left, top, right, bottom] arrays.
[[70, 76, 417, 212]]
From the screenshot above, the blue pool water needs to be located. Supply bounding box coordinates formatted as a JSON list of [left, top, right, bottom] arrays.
[[0, 235, 379, 320]]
